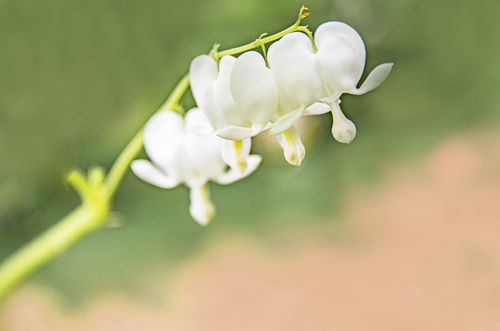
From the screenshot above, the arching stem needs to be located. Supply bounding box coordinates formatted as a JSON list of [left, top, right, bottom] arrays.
[[0, 6, 310, 303]]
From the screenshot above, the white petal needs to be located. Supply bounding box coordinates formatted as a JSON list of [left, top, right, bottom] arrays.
[[143, 110, 184, 169], [330, 101, 356, 144], [214, 155, 262, 185], [199, 83, 228, 131], [184, 131, 225, 185], [304, 102, 330, 116], [216, 125, 262, 140], [269, 107, 304, 135], [213, 56, 247, 126], [262, 122, 272, 130], [185, 108, 215, 135], [350, 63, 393, 95], [189, 184, 215, 226], [315, 22, 366, 93], [230, 51, 277, 126], [131, 160, 180, 189], [189, 55, 218, 107], [315, 21, 365, 60], [189, 55, 228, 131], [276, 127, 306, 166], [207, 55, 248, 129], [267, 32, 323, 110], [220, 138, 251, 172]]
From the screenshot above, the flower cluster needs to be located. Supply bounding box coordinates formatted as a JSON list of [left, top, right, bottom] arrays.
[[132, 21, 393, 225]]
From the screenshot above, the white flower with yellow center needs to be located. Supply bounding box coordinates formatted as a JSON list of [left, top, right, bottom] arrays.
[[189, 51, 277, 141], [268, 21, 393, 144], [131, 109, 261, 225]]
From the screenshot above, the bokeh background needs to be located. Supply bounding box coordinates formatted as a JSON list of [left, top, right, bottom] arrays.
[[1, 0, 500, 329]]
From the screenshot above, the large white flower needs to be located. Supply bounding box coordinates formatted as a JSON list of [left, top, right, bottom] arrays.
[[189, 51, 278, 141], [131, 109, 261, 225], [268, 21, 393, 143]]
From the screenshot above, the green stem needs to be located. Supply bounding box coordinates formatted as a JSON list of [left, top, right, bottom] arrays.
[[216, 5, 309, 59], [296, 26, 317, 52], [0, 7, 310, 303], [0, 207, 98, 299], [106, 74, 190, 198]]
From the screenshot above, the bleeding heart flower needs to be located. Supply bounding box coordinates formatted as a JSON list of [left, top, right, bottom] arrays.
[[268, 21, 393, 144], [189, 51, 278, 141], [131, 109, 261, 225]]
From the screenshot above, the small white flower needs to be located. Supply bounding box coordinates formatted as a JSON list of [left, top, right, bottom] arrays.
[[131, 109, 261, 225], [268, 21, 393, 144], [189, 51, 278, 141]]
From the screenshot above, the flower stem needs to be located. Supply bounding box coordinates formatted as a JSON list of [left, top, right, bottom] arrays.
[[216, 5, 309, 59], [0, 6, 310, 303], [0, 207, 101, 300], [105, 74, 191, 199]]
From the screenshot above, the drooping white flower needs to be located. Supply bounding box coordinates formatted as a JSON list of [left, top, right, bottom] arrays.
[[268, 21, 393, 144], [189, 51, 278, 141], [131, 109, 261, 225], [191, 50, 307, 166]]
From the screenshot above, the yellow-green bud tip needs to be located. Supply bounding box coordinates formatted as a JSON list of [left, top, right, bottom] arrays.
[[299, 6, 310, 20]]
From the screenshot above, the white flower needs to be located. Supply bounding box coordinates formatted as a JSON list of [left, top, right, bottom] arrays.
[[131, 109, 261, 225], [189, 51, 278, 141], [268, 21, 393, 143], [190, 51, 307, 166]]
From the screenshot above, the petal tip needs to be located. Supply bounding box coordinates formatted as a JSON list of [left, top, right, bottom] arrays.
[[189, 185, 216, 226], [331, 125, 357, 144], [352, 62, 394, 95], [277, 128, 306, 167], [193, 214, 213, 226], [216, 126, 256, 140]]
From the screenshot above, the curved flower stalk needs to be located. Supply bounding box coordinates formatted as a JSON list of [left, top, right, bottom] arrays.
[[0, 6, 395, 303], [131, 109, 261, 225], [190, 51, 278, 141], [0, 6, 312, 300], [268, 21, 393, 144]]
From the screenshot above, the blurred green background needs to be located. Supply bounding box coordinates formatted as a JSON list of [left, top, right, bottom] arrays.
[[0, 0, 499, 302]]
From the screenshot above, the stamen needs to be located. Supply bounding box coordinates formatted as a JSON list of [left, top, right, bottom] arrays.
[[278, 127, 305, 166], [234, 140, 248, 172], [283, 131, 298, 164]]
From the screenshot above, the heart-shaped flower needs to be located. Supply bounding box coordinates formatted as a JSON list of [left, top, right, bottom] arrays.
[[131, 109, 261, 225], [189, 51, 278, 141], [268, 21, 393, 143]]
